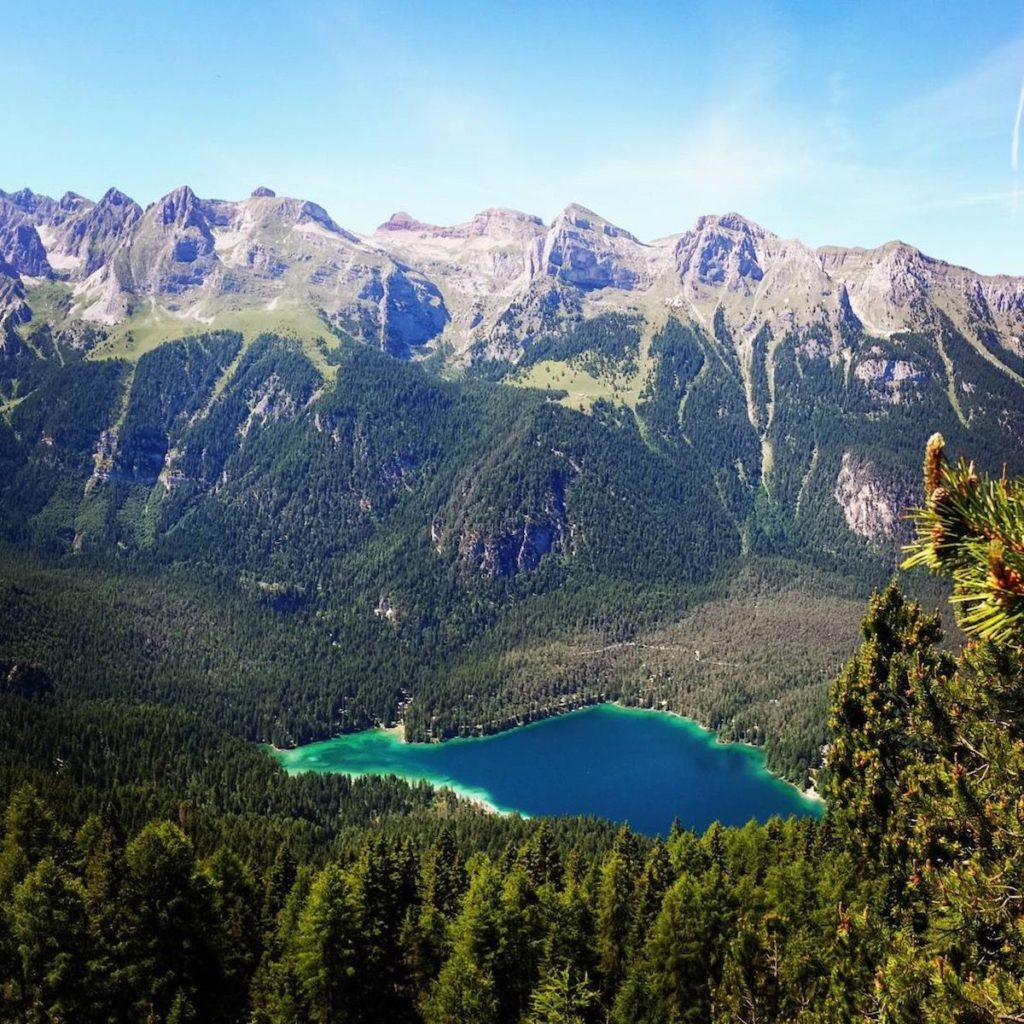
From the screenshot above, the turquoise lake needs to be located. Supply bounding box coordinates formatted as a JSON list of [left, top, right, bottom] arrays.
[[274, 704, 822, 835]]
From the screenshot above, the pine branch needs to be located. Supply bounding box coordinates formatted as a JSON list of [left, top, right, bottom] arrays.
[[902, 434, 1024, 649]]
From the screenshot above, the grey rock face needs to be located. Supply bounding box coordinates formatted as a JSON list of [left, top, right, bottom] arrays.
[[0, 199, 52, 278], [676, 214, 766, 289], [458, 515, 568, 576], [127, 186, 219, 294], [0, 263, 30, 330], [380, 268, 450, 356], [543, 204, 648, 291], [0, 188, 54, 218], [834, 452, 916, 543], [61, 188, 142, 276]]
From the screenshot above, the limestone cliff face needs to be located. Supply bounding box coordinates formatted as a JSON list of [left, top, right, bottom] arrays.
[[8, 182, 1024, 390], [542, 204, 655, 292], [0, 196, 52, 278], [453, 513, 569, 577], [833, 452, 917, 544], [0, 262, 30, 331], [125, 185, 219, 295], [60, 188, 142, 277]]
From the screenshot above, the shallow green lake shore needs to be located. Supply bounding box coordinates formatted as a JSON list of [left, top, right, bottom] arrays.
[[273, 703, 822, 834]]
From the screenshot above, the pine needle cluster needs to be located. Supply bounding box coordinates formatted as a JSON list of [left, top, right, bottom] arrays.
[[903, 432, 1024, 646]]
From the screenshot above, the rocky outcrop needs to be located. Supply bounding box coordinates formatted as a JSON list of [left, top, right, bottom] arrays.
[[126, 185, 219, 294], [59, 188, 141, 276], [238, 373, 300, 438], [454, 512, 569, 577], [0, 660, 53, 700], [676, 213, 767, 290], [0, 260, 30, 330], [853, 352, 929, 404], [542, 204, 653, 292], [834, 452, 917, 544], [0, 198, 52, 278]]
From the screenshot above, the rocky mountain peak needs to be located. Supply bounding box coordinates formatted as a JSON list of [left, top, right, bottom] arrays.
[[0, 197, 52, 279], [154, 185, 206, 229], [97, 187, 138, 211], [543, 204, 650, 292], [467, 208, 545, 239], [57, 191, 92, 214], [292, 199, 344, 234], [815, 241, 938, 336], [379, 211, 424, 232], [676, 213, 769, 291], [694, 212, 773, 239], [55, 188, 142, 278], [377, 208, 545, 244], [250, 186, 276, 198], [1, 188, 46, 216], [126, 186, 218, 296], [553, 203, 640, 243], [234, 193, 353, 242]]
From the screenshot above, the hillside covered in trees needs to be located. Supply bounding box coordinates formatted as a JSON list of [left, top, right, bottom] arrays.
[[3, 309, 1020, 784], [0, 436, 1022, 1022]]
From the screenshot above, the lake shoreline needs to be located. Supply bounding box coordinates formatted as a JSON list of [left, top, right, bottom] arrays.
[[367, 698, 822, 805], [273, 702, 823, 832]]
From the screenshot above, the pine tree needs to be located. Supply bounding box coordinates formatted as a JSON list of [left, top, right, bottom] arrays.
[[122, 821, 217, 1023], [199, 848, 261, 1019], [526, 964, 599, 1024], [293, 864, 359, 1024], [594, 825, 639, 999], [634, 838, 672, 939], [626, 870, 735, 1024], [824, 583, 951, 868], [422, 861, 502, 1024], [903, 431, 1024, 645], [0, 785, 60, 898], [9, 858, 96, 1024]]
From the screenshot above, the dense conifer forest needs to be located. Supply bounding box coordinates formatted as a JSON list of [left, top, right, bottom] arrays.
[[0, 435, 1022, 1021], [5, 319, 1013, 785], [2, 302, 1024, 1021]]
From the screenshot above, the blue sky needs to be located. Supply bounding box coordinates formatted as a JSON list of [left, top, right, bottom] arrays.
[[4, 0, 1024, 273]]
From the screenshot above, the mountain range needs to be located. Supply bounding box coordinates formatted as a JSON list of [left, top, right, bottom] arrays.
[[3, 183, 1024, 370], [4, 183, 1024, 545], [3, 183, 1024, 779]]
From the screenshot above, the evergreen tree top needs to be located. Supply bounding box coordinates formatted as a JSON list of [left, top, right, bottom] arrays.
[[903, 432, 1024, 647]]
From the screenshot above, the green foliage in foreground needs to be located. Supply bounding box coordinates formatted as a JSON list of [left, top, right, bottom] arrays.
[[0, 438, 1022, 1021], [904, 431, 1024, 645]]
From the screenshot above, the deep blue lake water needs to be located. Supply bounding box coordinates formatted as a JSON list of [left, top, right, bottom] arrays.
[[273, 703, 822, 835]]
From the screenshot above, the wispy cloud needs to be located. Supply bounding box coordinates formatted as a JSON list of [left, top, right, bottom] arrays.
[[887, 34, 1024, 151], [568, 30, 1024, 253]]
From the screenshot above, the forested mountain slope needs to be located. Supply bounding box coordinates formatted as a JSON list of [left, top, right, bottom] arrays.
[[0, 438, 1022, 1023], [2, 186, 1024, 784]]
